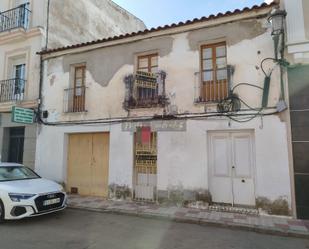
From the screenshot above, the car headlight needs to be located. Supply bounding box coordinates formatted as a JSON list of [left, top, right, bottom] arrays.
[[9, 193, 36, 202]]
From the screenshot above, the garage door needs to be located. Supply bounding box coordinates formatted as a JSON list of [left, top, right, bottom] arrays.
[[67, 133, 109, 197]]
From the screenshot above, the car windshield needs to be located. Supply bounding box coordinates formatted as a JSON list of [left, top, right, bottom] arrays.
[[0, 166, 40, 182]]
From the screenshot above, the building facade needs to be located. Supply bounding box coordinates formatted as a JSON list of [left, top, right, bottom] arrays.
[[36, 2, 294, 215], [284, 0, 309, 219], [0, 0, 145, 168]]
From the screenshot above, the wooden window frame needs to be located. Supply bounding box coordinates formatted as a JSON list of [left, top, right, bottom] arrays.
[[137, 53, 158, 73], [133, 53, 160, 106], [74, 65, 86, 89], [200, 42, 228, 102], [71, 65, 86, 112]]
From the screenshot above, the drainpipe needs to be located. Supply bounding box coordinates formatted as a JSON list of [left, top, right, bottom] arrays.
[[45, 0, 50, 50], [37, 0, 50, 123]]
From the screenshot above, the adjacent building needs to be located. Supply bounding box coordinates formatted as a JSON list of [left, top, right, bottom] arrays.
[[36, 2, 294, 215], [0, 0, 145, 168], [283, 0, 309, 219]]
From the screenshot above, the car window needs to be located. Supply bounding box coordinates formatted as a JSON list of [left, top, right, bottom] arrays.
[[0, 166, 40, 182]]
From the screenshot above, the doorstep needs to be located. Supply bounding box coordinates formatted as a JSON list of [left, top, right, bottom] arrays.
[[67, 195, 309, 239]]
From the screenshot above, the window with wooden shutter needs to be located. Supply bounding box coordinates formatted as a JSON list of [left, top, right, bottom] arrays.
[[200, 42, 228, 102], [137, 54, 158, 73], [72, 66, 86, 112], [134, 54, 159, 105], [64, 65, 86, 113]]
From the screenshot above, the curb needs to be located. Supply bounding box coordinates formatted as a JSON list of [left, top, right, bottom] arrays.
[[67, 206, 309, 239]]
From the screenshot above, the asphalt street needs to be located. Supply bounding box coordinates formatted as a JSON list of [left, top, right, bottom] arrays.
[[0, 208, 308, 249]]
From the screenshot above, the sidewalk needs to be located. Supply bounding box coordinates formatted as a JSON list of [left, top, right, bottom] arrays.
[[68, 195, 309, 239]]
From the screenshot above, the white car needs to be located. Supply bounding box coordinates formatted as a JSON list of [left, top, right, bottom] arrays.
[[0, 163, 67, 221]]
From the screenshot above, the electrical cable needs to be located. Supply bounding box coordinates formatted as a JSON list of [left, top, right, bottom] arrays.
[[40, 108, 278, 127], [260, 57, 277, 77], [232, 83, 264, 92]]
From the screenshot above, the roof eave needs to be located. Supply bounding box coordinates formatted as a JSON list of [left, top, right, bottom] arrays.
[[39, 2, 277, 59]]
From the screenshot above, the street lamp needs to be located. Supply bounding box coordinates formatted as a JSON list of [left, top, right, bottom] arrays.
[[268, 8, 287, 36], [267, 8, 288, 107], [268, 8, 287, 61]]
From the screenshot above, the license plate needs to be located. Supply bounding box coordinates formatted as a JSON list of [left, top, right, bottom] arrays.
[[43, 198, 61, 206]]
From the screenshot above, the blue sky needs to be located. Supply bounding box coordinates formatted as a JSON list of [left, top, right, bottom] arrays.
[[112, 0, 269, 28]]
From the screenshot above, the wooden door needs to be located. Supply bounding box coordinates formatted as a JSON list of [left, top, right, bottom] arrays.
[[67, 133, 109, 197], [209, 133, 233, 204], [91, 133, 109, 197], [209, 131, 255, 206], [231, 133, 255, 206]]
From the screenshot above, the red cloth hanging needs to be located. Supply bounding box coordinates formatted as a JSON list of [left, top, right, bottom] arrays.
[[141, 126, 151, 144]]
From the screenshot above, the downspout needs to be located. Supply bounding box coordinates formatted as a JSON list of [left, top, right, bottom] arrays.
[[38, 0, 50, 123], [45, 0, 50, 50]]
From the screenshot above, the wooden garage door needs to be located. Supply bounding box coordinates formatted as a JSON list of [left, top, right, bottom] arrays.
[[67, 133, 109, 197]]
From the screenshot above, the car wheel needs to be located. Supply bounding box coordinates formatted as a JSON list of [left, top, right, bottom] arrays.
[[0, 200, 4, 222]]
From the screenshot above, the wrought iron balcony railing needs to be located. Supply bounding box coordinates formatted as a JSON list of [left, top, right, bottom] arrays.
[[0, 3, 31, 33], [64, 86, 86, 113], [0, 78, 26, 102], [124, 70, 168, 109]]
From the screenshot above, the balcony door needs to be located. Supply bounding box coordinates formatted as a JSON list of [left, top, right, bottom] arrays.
[[13, 63, 26, 99], [73, 66, 86, 112], [135, 54, 159, 105], [200, 42, 228, 102], [11, 0, 30, 28]]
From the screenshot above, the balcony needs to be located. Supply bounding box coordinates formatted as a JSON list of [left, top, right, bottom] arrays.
[[124, 71, 168, 109], [0, 3, 31, 33], [0, 78, 25, 102], [194, 66, 233, 103], [64, 86, 86, 113]]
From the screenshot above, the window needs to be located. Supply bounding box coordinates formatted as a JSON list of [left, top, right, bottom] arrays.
[[137, 53, 158, 73], [13, 64, 26, 95], [0, 53, 27, 102], [135, 54, 159, 105], [74, 66, 85, 96], [200, 42, 228, 102], [8, 1, 30, 30], [65, 65, 86, 112], [72, 66, 86, 112]]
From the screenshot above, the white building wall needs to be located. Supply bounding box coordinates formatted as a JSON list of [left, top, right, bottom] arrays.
[[283, 0, 309, 63], [36, 115, 291, 204], [37, 8, 293, 209], [42, 26, 281, 123], [36, 123, 135, 187]]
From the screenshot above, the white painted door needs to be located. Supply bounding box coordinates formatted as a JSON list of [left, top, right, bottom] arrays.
[[209, 131, 255, 206]]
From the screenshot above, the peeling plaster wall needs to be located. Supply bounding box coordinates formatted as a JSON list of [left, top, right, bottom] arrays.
[[187, 19, 267, 50], [43, 18, 281, 123], [62, 36, 173, 86]]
